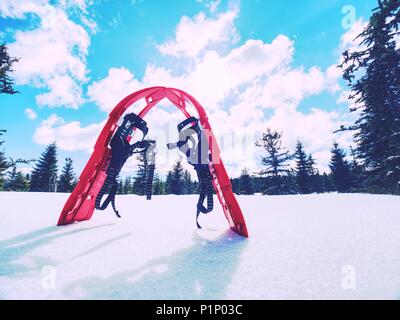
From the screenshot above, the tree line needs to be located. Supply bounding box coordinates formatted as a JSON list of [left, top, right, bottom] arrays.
[[0, 131, 383, 196], [0, 141, 201, 195], [1, 1, 399, 196], [230, 132, 365, 195]]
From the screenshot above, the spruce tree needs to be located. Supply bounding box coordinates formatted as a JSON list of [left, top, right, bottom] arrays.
[[321, 173, 334, 193], [183, 170, 194, 194], [256, 129, 292, 176], [6, 167, 29, 191], [340, 0, 400, 193], [15, 171, 29, 191], [166, 160, 185, 195], [0, 130, 9, 190], [123, 177, 132, 194], [329, 142, 352, 193], [0, 129, 6, 145], [25, 173, 31, 188], [0, 42, 19, 94], [239, 168, 254, 195], [349, 146, 366, 192], [252, 176, 267, 194], [192, 180, 199, 194], [0, 150, 9, 190], [306, 154, 317, 176], [116, 179, 124, 195], [306, 154, 319, 193], [256, 128, 292, 194], [165, 171, 173, 194], [30, 143, 58, 192], [132, 153, 146, 195], [294, 141, 309, 194], [152, 174, 164, 195], [4, 165, 15, 191], [58, 158, 76, 193], [230, 178, 240, 194]]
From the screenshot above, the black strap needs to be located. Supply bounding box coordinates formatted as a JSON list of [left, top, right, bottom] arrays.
[[95, 112, 152, 217], [144, 142, 156, 200], [169, 117, 214, 229], [95, 172, 121, 218], [177, 116, 198, 132], [195, 165, 214, 228]]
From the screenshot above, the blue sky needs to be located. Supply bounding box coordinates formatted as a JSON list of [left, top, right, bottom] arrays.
[[0, 0, 377, 177]]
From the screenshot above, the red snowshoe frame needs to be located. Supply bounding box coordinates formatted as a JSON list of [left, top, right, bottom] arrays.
[[57, 87, 249, 237]]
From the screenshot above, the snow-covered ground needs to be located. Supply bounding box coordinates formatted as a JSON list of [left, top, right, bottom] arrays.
[[0, 192, 399, 300]]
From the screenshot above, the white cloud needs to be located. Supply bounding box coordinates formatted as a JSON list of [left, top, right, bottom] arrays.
[[84, 6, 352, 174], [265, 106, 353, 170], [339, 19, 367, 54], [25, 108, 38, 120], [334, 19, 369, 124], [18, 167, 34, 175], [157, 8, 239, 58], [207, 0, 222, 13], [87, 35, 295, 114], [59, 0, 89, 12], [87, 67, 144, 113], [35, 75, 84, 108], [2, 0, 92, 108], [0, 0, 45, 19], [184, 36, 294, 109], [257, 66, 325, 108], [33, 114, 105, 151]]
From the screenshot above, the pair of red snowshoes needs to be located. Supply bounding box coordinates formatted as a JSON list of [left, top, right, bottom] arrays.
[[57, 87, 248, 237]]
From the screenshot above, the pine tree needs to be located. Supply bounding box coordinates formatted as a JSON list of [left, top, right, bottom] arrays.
[[294, 141, 309, 194], [306, 154, 319, 193], [0, 129, 10, 190], [183, 170, 194, 194], [192, 180, 199, 194], [15, 171, 29, 191], [0, 149, 9, 190], [123, 177, 132, 194], [6, 167, 29, 191], [57, 158, 76, 193], [256, 129, 292, 177], [309, 173, 324, 194], [256, 129, 292, 194], [306, 154, 317, 176], [166, 160, 185, 195], [116, 179, 124, 195], [132, 153, 147, 195], [239, 168, 254, 195], [329, 142, 352, 193], [165, 171, 173, 194], [230, 178, 240, 194], [0, 129, 6, 145], [25, 173, 31, 187], [152, 174, 164, 195], [321, 173, 334, 193], [340, 0, 400, 194], [4, 165, 15, 190], [251, 176, 266, 194], [30, 143, 58, 192], [0, 42, 19, 94], [349, 146, 366, 192]]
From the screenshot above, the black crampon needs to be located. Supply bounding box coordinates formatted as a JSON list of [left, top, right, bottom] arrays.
[[168, 117, 214, 228], [95, 112, 156, 217]]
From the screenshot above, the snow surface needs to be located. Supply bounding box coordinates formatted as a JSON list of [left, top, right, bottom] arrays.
[[0, 192, 400, 300]]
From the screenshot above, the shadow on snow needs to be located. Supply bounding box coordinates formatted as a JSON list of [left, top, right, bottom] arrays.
[[0, 223, 116, 277], [64, 229, 248, 299]]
